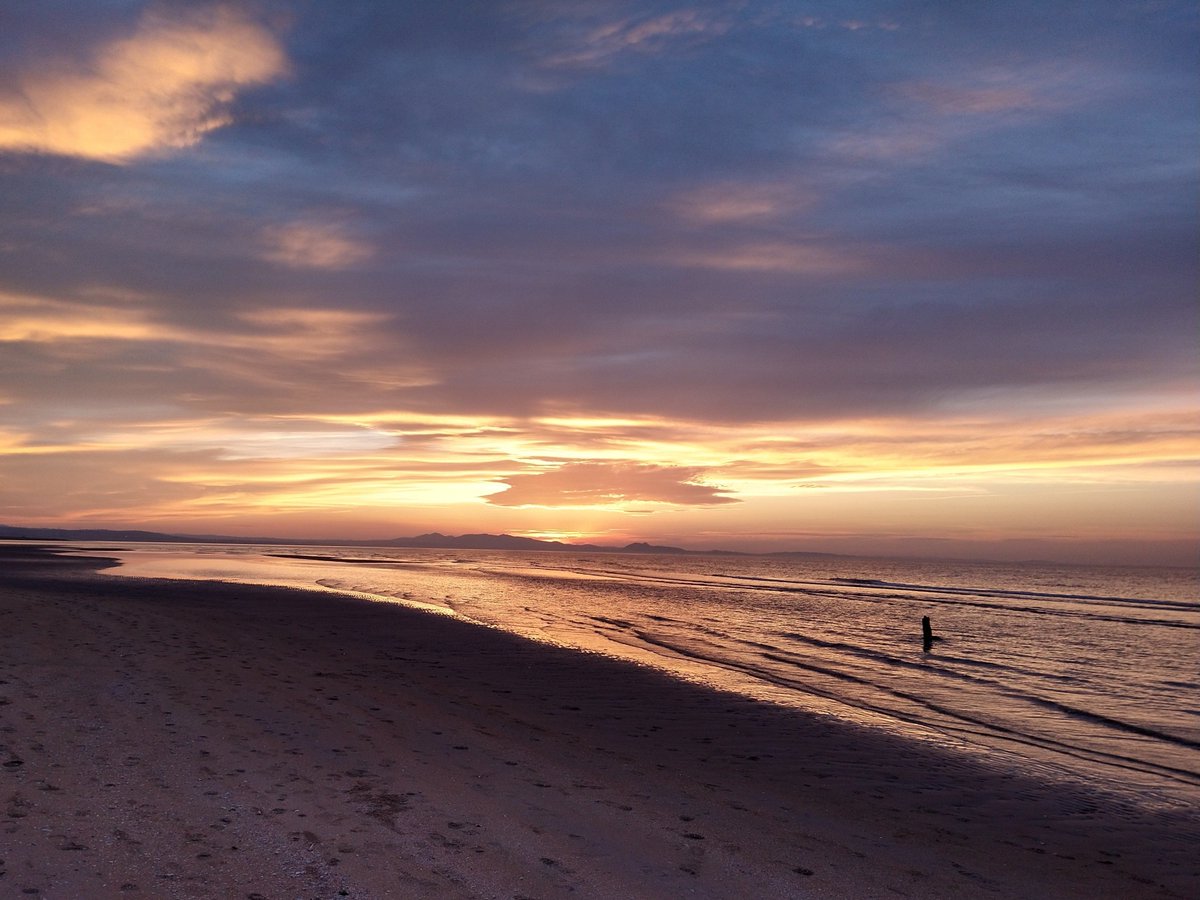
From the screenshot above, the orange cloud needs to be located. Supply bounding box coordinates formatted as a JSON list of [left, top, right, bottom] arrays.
[[0, 7, 286, 162], [487, 462, 739, 508], [0, 293, 395, 363], [0, 292, 160, 342]]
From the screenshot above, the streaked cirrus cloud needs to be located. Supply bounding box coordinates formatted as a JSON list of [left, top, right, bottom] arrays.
[[539, 8, 732, 70]]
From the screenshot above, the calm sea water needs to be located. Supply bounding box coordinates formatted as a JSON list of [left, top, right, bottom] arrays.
[[83, 542, 1199, 810]]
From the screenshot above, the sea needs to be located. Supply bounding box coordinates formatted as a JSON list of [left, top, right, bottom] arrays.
[[76, 541, 1200, 811]]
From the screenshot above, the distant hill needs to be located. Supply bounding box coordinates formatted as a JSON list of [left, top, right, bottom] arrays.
[[0, 525, 196, 543], [381, 532, 595, 551], [379, 533, 710, 554], [0, 524, 711, 556]]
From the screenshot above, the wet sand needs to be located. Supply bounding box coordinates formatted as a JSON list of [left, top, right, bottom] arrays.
[[1, 545, 1196, 898]]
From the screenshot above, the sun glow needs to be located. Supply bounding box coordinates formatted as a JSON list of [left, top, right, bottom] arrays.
[[7, 397, 1193, 531], [513, 529, 596, 544]]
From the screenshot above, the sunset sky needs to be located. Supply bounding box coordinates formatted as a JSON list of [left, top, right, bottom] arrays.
[[1, 1, 1196, 565]]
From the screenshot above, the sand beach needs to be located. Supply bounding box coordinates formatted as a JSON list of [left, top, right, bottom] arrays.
[[1, 545, 1196, 898]]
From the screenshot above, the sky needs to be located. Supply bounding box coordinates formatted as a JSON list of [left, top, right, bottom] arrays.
[[0, 1, 1197, 566]]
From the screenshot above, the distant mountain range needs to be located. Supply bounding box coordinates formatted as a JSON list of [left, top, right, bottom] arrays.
[[0, 524, 763, 556], [1, 524, 1171, 569]]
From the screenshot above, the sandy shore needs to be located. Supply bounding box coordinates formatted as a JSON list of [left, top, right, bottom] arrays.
[[1, 546, 1196, 898]]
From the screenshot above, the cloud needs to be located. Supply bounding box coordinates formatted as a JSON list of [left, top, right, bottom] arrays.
[[260, 222, 374, 270], [0, 292, 394, 364], [0, 291, 430, 424], [899, 81, 1044, 115], [825, 65, 1098, 164], [539, 9, 731, 70], [665, 240, 860, 274], [0, 291, 161, 342], [667, 180, 813, 224], [487, 462, 739, 508], [0, 6, 286, 162], [0, 445, 221, 522]]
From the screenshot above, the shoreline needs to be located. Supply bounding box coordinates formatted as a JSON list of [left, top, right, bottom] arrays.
[[2, 546, 1197, 897]]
